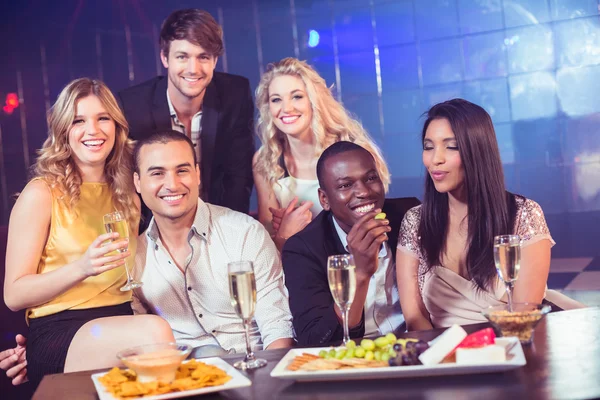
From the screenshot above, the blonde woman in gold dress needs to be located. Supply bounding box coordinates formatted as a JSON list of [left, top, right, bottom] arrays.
[[2, 78, 173, 388]]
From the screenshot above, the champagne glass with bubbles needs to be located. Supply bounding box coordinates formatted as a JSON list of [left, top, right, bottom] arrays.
[[103, 211, 143, 291], [493, 235, 521, 312], [327, 254, 357, 345], [228, 261, 267, 370]]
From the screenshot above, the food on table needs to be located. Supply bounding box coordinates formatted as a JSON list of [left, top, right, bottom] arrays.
[[418, 325, 468, 366], [455, 345, 506, 364], [374, 212, 387, 220], [388, 339, 430, 366], [310, 334, 430, 368], [457, 328, 496, 349], [485, 307, 548, 343], [298, 358, 388, 371], [287, 327, 515, 373], [287, 353, 320, 371], [120, 348, 187, 383], [116, 343, 191, 383], [98, 360, 231, 398], [440, 327, 498, 363]]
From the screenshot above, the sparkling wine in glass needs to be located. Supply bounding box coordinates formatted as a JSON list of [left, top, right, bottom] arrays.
[[227, 261, 267, 370], [493, 235, 521, 312], [327, 254, 357, 345], [103, 211, 143, 291]]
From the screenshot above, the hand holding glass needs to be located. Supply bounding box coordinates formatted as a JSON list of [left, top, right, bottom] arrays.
[[103, 211, 143, 291], [227, 261, 267, 370], [493, 235, 521, 312], [327, 254, 357, 345]]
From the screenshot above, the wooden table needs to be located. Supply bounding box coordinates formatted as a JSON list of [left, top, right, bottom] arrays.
[[33, 307, 600, 400]]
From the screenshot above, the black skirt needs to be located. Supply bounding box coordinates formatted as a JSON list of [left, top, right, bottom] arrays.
[[27, 302, 133, 388]]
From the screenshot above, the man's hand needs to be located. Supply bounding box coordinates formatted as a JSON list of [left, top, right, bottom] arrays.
[[268, 206, 286, 234], [0, 334, 28, 385], [270, 197, 313, 240], [346, 209, 391, 281]]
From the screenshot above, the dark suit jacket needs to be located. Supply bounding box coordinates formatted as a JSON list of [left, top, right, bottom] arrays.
[[117, 73, 254, 219], [282, 197, 421, 347]]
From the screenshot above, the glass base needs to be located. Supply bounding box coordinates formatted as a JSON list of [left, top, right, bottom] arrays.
[[120, 281, 143, 291], [233, 357, 267, 370]]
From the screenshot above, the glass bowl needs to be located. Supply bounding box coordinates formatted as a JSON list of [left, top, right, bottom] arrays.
[[482, 302, 551, 344], [116, 342, 192, 383]]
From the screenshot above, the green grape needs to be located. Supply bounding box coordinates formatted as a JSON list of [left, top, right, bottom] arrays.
[[328, 349, 336, 358], [361, 339, 375, 351], [354, 347, 366, 358], [346, 347, 355, 358], [374, 336, 389, 348], [365, 350, 374, 361], [318, 350, 328, 358], [388, 348, 397, 357], [346, 339, 357, 349], [335, 349, 347, 359], [374, 350, 382, 361], [385, 333, 397, 343], [381, 353, 390, 362]]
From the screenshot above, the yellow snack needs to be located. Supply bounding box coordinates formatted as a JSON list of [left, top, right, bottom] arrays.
[[374, 212, 387, 220], [98, 360, 231, 398]]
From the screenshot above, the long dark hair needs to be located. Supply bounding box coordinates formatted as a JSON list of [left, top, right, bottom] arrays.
[[418, 99, 517, 291]]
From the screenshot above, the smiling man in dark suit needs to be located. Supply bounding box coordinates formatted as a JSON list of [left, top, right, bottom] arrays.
[[118, 9, 254, 223], [282, 141, 420, 346]]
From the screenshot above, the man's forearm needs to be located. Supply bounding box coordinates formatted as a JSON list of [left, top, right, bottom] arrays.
[[265, 338, 294, 350]]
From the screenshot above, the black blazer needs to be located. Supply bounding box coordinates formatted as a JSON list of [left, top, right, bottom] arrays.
[[282, 197, 421, 347], [117, 73, 255, 217]]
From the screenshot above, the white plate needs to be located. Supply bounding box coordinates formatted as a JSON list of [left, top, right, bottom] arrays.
[[270, 337, 526, 382], [91, 357, 251, 400]]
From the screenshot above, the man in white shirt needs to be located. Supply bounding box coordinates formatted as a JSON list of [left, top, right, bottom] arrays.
[[131, 130, 294, 353], [282, 141, 420, 346], [0, 131, 294, 384]]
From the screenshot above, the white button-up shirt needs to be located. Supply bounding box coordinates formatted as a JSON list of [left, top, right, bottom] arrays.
[[131, 200, 294, 353], [332, 217, 404, 336], [166, 90, 202, 161]]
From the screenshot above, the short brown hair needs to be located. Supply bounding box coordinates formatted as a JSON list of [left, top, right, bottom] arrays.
[[159, 9, 224, 58]]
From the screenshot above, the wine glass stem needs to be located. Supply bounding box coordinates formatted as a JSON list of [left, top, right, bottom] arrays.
[[123, 260, 133, 283], [243, 319, 255, 361], [506, 282, 514, 312], [341, 307, 350, 345]]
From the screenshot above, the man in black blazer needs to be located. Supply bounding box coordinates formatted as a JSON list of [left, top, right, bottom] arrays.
[[118, 9, 254, 220], [282, 142, 420, 346]]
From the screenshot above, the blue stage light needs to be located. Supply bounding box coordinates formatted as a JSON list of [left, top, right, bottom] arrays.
[[308, 30, 320, 48]]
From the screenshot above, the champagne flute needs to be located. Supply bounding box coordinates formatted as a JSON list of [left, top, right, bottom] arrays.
[[493, 235, 521, 312], [227, 261, 267, 370], [103, 211, 143, 291], [327, 254, 357, 345]]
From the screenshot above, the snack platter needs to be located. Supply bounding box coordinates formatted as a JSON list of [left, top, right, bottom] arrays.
[[91, 357, 251, 400], [270, 337, 525, 382]]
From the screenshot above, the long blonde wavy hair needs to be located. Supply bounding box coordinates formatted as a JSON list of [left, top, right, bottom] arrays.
[[33, 78, 138, 228], [254, 57, 390, 191]]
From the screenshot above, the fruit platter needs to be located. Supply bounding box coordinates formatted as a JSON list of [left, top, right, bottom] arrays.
[[270, 325, 526, 382]]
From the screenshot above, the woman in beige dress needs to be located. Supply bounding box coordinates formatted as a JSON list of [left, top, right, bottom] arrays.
[[396, 99, 554, 330]]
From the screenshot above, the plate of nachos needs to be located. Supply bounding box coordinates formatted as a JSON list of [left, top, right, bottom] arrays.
[[91, 357, 251, 399]]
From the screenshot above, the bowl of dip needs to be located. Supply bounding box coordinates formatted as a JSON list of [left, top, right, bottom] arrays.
[[117, 342, 192, 383], [482, 303, 551, 344]]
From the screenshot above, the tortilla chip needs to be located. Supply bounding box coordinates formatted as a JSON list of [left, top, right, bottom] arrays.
[[98, 360, 231, 398]]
